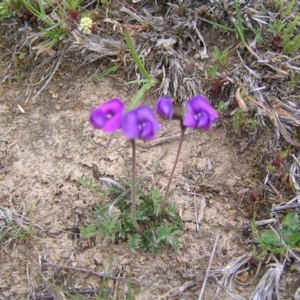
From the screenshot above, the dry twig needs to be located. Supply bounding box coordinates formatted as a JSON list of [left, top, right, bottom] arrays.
[[43, 263, 143, 286], [198, 229, 221, 300]]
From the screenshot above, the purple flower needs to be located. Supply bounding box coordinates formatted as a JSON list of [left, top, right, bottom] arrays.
[[90, 98, 125, 133], [155, 97, 174, 119], [122, 106, 161, 140], [183, 96, 218, 131]]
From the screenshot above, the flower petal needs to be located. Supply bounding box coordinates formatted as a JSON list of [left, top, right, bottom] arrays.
[[90, 98, 125, 133], [122, 110, 140, 140], [102, 112, 123, 133], [184, 95, 218, 130], [136, 106, 161, 140], [99, 98, 125, 115], [89, 108, 106, 129], [136, 106, 157, 123], [196, 111, 212, 131], [188, 96, 218, 121], [122, 106, 161, 141], [155, 97, 174, 119], [183, 112, 197, 128]]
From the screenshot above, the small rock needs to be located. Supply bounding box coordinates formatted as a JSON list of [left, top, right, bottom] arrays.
[[94, 253, 103, 266], [178, 281, 194, 292]]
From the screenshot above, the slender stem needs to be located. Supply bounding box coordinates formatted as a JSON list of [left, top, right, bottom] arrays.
[[163, 122, 186, 204], [131, 140, 142, 232], [198, 230, 221, 300]]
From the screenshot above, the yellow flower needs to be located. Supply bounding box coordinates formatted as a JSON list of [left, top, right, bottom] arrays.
[[79, 17, 93, 34], [80, 17, 93, 28]]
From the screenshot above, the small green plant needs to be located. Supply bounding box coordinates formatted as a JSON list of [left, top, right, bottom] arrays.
[[0, 0, 22, 20], [266, 165, 276, 173], [274, 0, 284, 11], [232, 108, 257, 130], [200, 0, 263, 46], [78, 176, 102, 195], [205, 65, 218, 80], [12, 72, 25, 81], [268, 20, 285, 35], [215, 101, 227, 114], [232, 109, 244, 128], [213, 46, 229, 68], [0, 205, 37, 247], [252, 212, 300, 259], [93, 66, 119, 81], [281, 0, 297, 17], [231, 0, 246, 47], [247, 118, 258, 130], [80, 179, 183, 254], [0, 0, 12, 20], [286, 71, 300, 91], [268, 16, 300, 54], [63, 0, 82, 11], [266, 150, 287, 172], [20, 0, 68, 52]]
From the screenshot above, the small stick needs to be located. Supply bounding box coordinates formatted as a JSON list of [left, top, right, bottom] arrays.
[[131, 140, 142, 233], [255, 218, 277, 227], [43, 263, 143, 286], [198, 230, 221, 300], [198, 197, 206, 227], [271, 203, 300, 212], [194, 194, 199, 232], [163, 125, 186, 204], [292, 154, 300, 168]]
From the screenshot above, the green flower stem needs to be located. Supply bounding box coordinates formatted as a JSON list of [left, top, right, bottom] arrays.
[[131, 140, 142, 233], [163, 121, 186, 205]]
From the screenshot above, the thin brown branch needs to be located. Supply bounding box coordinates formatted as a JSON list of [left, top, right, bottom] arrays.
[[43, 263, 143, 286], [198, 230, 221, 300]]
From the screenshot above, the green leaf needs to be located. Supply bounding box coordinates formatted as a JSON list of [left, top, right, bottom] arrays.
[[156, 224, 181, 246], [251, 213, 259, 240], [266, 165, 276, 172], [213, 46, 221, 59], [140, 230, 155, 252], [123, 28, 151, 80], [268, 20, 285, 35], [260, 230, 280, 247], [93, 66, 119, 81], [233, 0, 246, 47], [37, 0, 45, 19], [98, 215, 121, 242], [128, 234, 141, 252], [269, 247, 287, 255], [282, 212, 299, 234], [199, 17, 236, 33], [21, 0, 51, 25], [80, 224, 97, 238], [282, 0, 296, 17], [285, 232, 300, 247], [205, 65, 218, 80], [166, 202, 178, 216]]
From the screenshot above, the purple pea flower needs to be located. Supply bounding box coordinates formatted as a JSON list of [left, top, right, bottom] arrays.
[[122, 106, 161, 140], [90, 98, 125, 133], [183, 96, 218, 131], [155, 97, 174, 119]]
